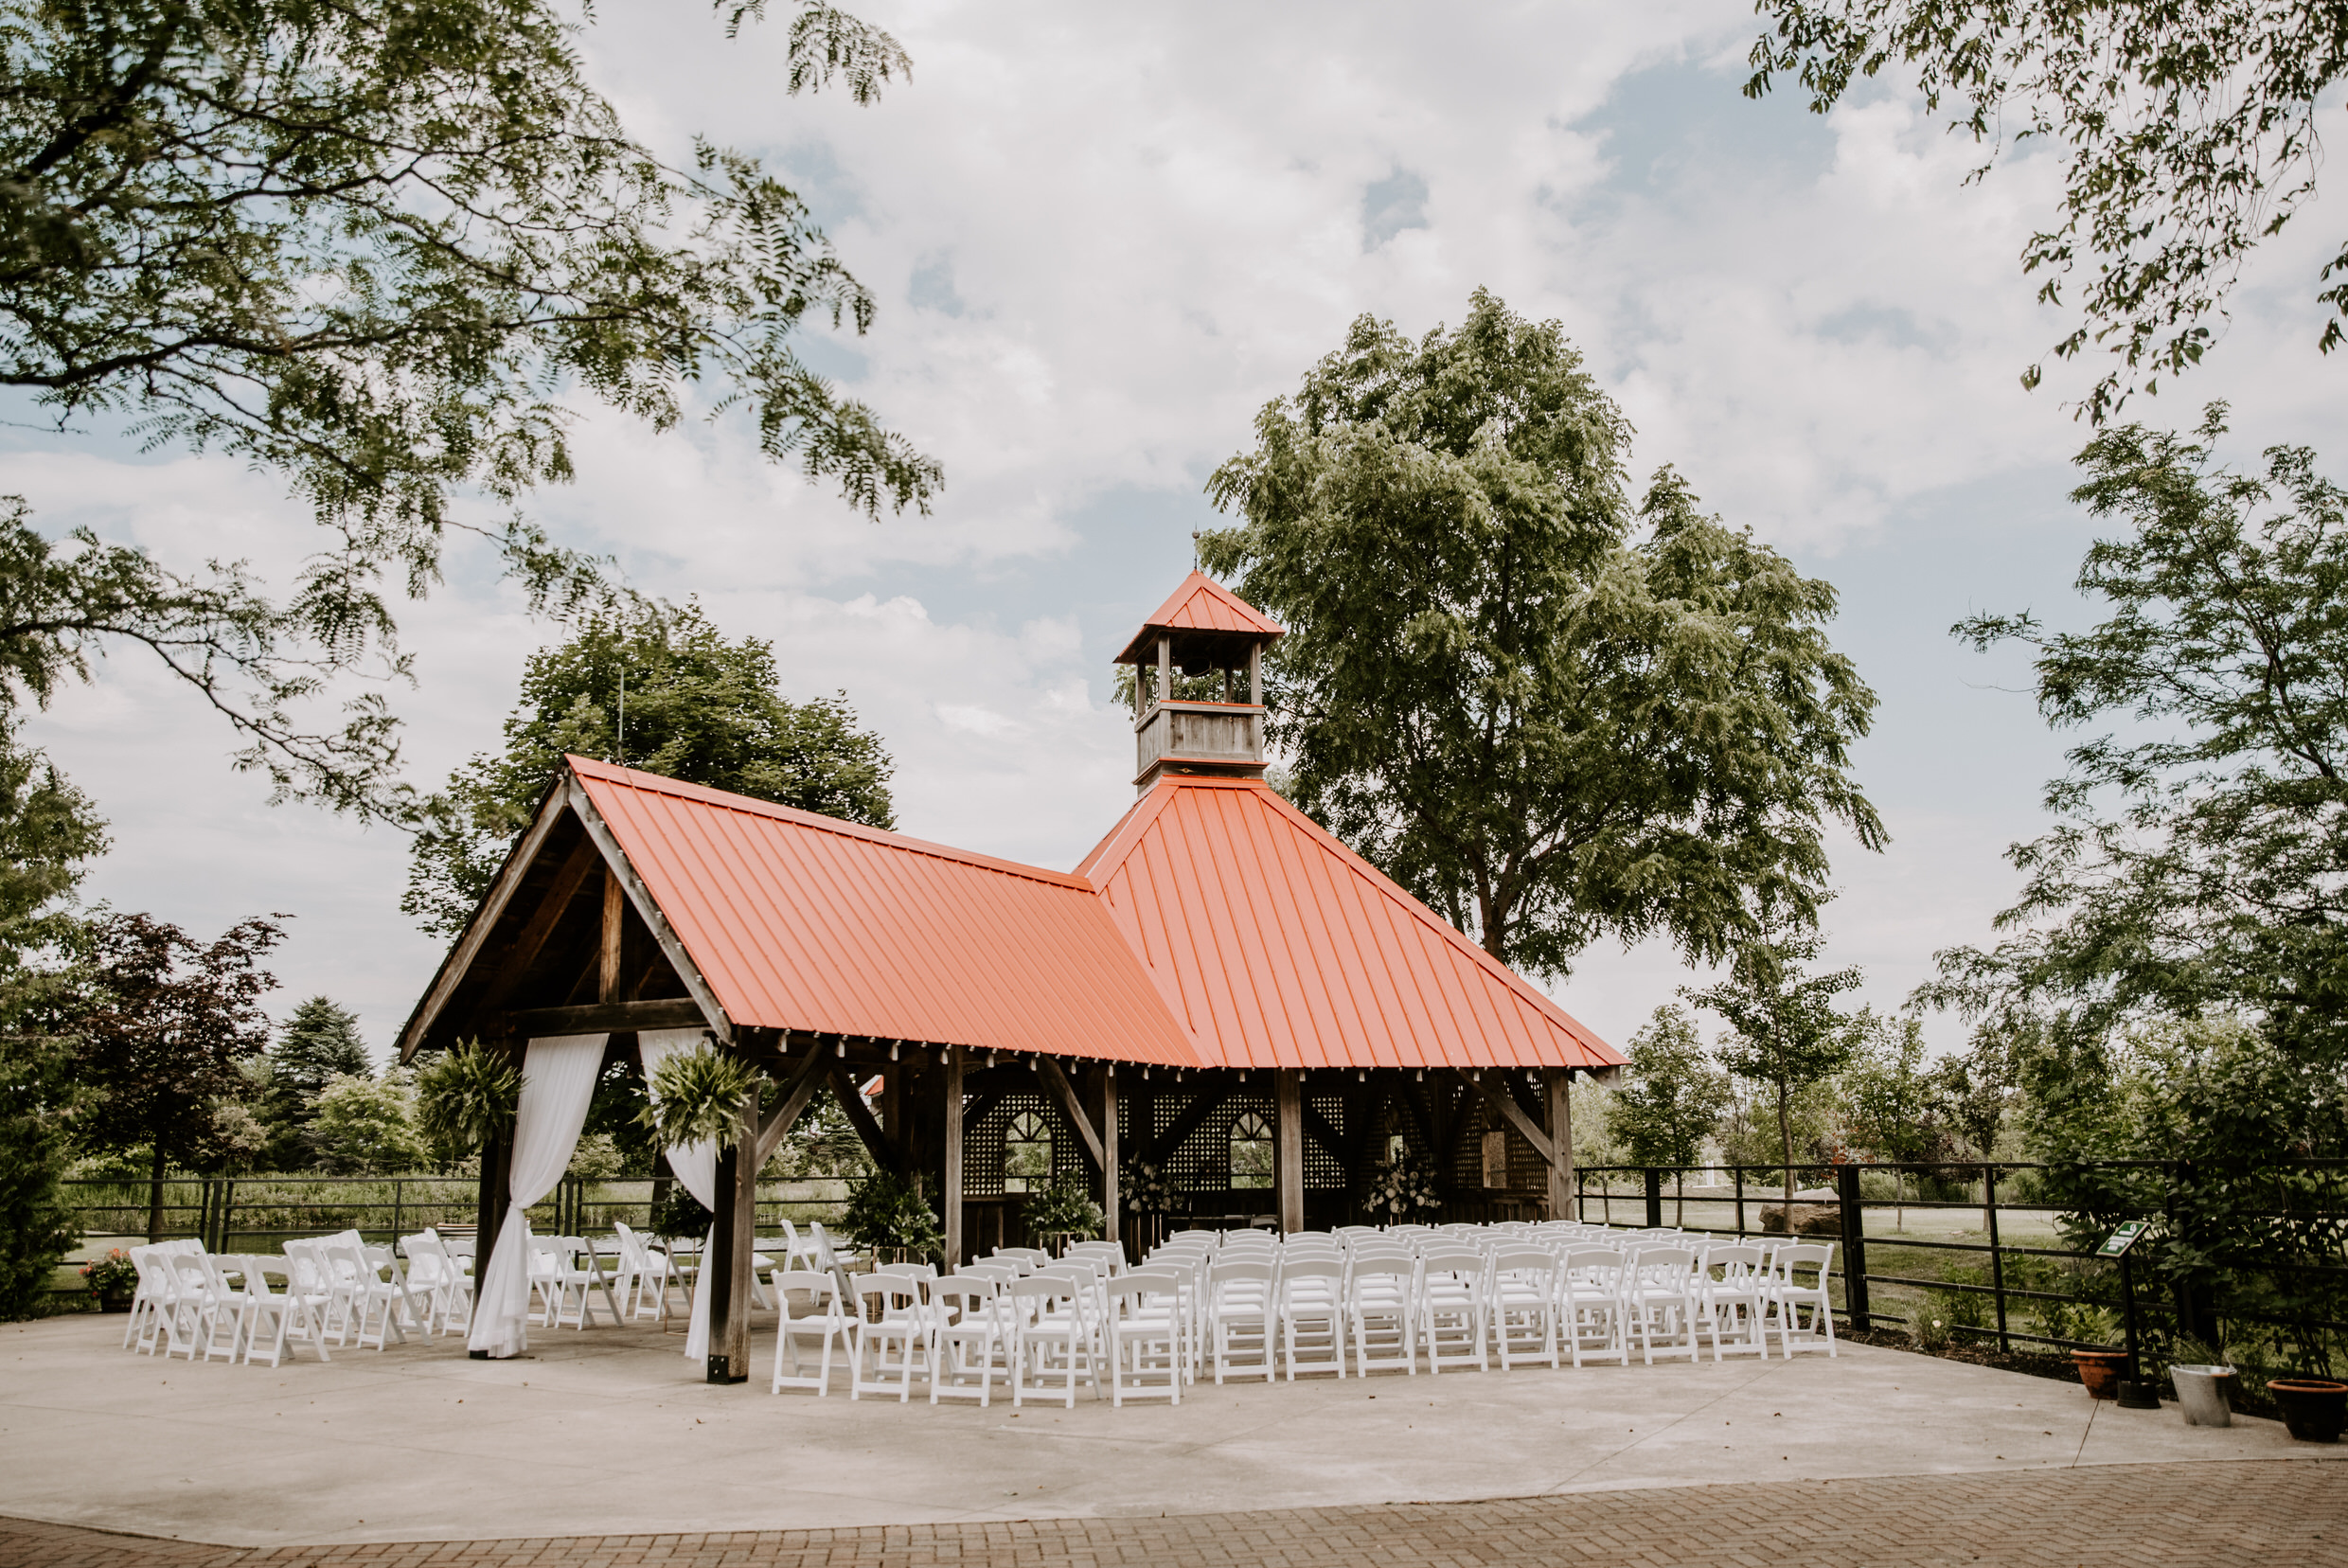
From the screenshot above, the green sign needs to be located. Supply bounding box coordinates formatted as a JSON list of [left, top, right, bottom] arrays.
[[2097, 1220, 2150, 1257]]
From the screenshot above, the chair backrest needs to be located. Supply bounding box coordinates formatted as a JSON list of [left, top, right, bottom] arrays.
[[1209, 1257, 1272, 1291], [1420, 1248, 1486, 1279], [1775, 1242, 1835, 1283], [1705, 1243, 1766, 1276], [933, 1275, 996, 1312], [808, 1221, 842, 1270], [1492, 1247, 1556, 1277], [855, 1271, 922, 1312], [1277, 1256, 1343, 1290], [996, 1246, 1051, 1268], [962, 1260, 1021, 1287], [776, 1270, 843, 1317], [987, 1247, 1040, 1275]]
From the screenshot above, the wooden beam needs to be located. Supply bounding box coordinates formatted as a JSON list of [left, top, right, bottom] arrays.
[[829, 1061, 905, 1174], [599, 868, 625, 1003], [1543, 1068, 1574, 1221], [944, 1047, 965, 1268], [564, 776, 734, 1046], [1274, 1068, 1304, 1235], [501, 997, 710, 1038], [1034, 1056, 1106, 1172], [1298, 1098, 1347, 1165], [1462, 1069, 1556, 1165], [753, 1046, 834, 1168], [1098, 1069, 1120, 1246], [399, 784, 572, 1060], [1143, 1081, 1236, 1165], [475, 834, 602, 1013]]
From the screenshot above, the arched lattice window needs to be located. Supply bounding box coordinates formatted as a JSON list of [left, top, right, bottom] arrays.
[[1230, 1110, 1273, 1189], [1005, 1110, 1053, 1192]]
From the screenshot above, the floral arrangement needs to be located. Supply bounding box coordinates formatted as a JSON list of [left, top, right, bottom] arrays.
[[80, 1249, 137, 1297], [1361, 1148, 1442, 1221], [1124, 1159, 1175, 1214], [1023, 1176, 1105, 1241]]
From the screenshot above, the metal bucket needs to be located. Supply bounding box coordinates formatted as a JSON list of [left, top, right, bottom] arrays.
[[2171, 1363, 2235, 1427]]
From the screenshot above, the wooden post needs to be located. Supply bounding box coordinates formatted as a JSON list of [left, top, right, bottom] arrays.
[[1274, 1068, 1304, 1234], [944, 1046, 965, 1268], [599, 868, 625, 1003], [1099, 1069, 1120, 1247], [720, 1090, 756, 1381], [1248, 643, 1262, 704], [1158, 635, 1172, 707], [1543, 1069, 1574, 1221], [706, 1139, 741, 1382]]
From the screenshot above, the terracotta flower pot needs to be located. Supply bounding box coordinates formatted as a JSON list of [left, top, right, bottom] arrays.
[[2268, 1379, 2348, 1444], [2072, 1349, 2130, 1400]]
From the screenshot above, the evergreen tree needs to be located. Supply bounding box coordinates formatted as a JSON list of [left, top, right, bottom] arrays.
[[0, 1032, 85, 1319], [259, 997, 371, 1169]]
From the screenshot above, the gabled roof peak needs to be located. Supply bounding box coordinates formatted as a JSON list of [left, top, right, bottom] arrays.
[[1113, 572, 1283, 666]]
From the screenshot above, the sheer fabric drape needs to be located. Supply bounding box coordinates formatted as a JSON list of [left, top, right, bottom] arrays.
[[467, 1033, 607, 1359], [638, 1027, 720, 1363]]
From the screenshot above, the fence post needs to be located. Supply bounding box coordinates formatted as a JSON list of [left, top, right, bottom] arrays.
[[1734, 1167, 1745, 1237], [219, 1180, 237, 1254], [1644, 1167, 1663, 1229], [1837, 1164, 1871, 1332], [1984, 1164, 2009, 1354]]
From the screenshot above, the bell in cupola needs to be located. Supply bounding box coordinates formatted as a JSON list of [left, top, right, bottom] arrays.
[[1113, 572, 1285, 794]]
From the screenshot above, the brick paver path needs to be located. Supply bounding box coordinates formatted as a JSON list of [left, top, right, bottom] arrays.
[[4, 1460, 2342, 1568]]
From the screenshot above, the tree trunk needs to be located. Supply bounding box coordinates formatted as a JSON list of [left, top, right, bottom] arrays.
[[146, 1139, 169, 1245], [1776, 1081, 1794, 1216]]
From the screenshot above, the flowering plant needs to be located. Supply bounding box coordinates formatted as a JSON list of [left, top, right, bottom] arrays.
[[1361, 1148, 1442, 1220], [1124, 1159, 1175, 1213], [80, 1249, 137, 1296], [1023, 1177, 1105, 1241]]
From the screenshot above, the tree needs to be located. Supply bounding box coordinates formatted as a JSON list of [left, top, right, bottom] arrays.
[[1838, 1009, 1956, 1228], [1201, 291, 1883, 978], [405, 598, 896, 935], [0, 1, 940, 818], [258, 995, 372, 1169], [1929, 408, 2348, 1061], [0, 1031, 85, 1318], [306, 1070, 429, 1175], [1747, 2, 2348, 424], [1610, 1005, 1733, 1172], [1686, 922, 1863, 1210], [60, 913, 282, 1239]]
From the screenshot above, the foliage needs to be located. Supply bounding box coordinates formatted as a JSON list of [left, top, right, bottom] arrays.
[[59, 911, 282, 1239], [405, 599, 896, 935], [1747, 2, 2348, 423], [565, 1132, 624, 1182], [0, 1030, 86, 1317], [1361, 1145, 1443, 1221], [258, 996, 371, 1168], [647, 1185, 714, 1241], [839, 1167, 942, 1253], [0, 0, 936, 817], [1715, 1077, 1839, 1173], [306, 1070, 429, 1174], [78, 1247, 136, 1298], [1020, 1176, 1104, 1241], [1688, 920, 1863, 1204], [1930, 1031, 2018, 1161], [1838, 1009, 1960, 1168], [1609, 1005, 1733, 1167], [1932, 411, 2348, 1057], [412, 1038, 520, 1159], [1201, 291, 1882, 976], [760, 1083, 873, 1181], [640, 1043, 764, 1150]]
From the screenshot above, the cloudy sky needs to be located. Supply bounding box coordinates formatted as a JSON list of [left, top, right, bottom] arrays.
[[7, 1, 2341, 1062]]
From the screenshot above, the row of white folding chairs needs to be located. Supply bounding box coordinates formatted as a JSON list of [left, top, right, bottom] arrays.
[[122, 1237, 404, 1365], [766, 1251, 1184, 1409]]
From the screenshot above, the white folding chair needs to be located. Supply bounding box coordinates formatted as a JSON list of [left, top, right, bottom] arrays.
[[1489, 1247, 1559, 1370], [1626, 1245, 1703, 1364], [1277, 1257, 1346, 1380], [930, 1276, 1008, 1406], [1698, 1243, 1772, 1361], [1345, 1256, 1417, 1376], [1557, 1246, 1629, 1367], [1105, 1270, 1183, 1405], [849, 1270, 931, 1402], [1207, 1257, 1275, 1383], [771, 1271, 851, 1396], [1767, 1241, 1840, 1358], [1009, 1273, 1096, 1407], [231, 1255, 331, 1367], [1417, 1248, 1490, 1374]]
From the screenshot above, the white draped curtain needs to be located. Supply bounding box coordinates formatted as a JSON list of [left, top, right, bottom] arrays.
[[467, 1033, 608, 1359], [637, 1027, 720, 1363]]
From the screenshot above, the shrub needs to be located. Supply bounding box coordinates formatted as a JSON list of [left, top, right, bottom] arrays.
[[0, 1032, 86, 1319], [1021, 1177, 1104, 1242], [839, 1168, 942, 1256]]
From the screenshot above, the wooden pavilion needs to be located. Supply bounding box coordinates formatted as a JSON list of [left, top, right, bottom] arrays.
[[399, 573, 1625, 1381]]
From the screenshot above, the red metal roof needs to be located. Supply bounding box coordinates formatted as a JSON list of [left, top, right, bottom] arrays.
[[570, 757, 1201, 1066], [1113, 571, 1285, 664], [1075, 776, 1626, 1072]]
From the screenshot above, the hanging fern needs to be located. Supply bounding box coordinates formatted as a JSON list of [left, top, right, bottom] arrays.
[[413, 1039, 521, 1157], [639, 1043, 764, 1149]]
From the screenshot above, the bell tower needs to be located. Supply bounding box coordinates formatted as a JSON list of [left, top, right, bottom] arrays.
[[1114, 572, 1285, 794]]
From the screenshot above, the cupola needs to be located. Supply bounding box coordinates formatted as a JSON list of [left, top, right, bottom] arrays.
[[1114, 571, 1284, 793]]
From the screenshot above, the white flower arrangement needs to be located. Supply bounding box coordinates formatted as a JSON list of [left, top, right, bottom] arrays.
[[1362, 1148, 1443, 1219], [1125, 1158, 1176, 1213]]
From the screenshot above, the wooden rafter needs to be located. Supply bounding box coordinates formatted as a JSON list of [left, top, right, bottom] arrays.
[[564, 776, 732, 1044], [397, 783, 572, 1060], [1461, 1070, 1556, 1164], [1034, 1056, 1106, 1171]]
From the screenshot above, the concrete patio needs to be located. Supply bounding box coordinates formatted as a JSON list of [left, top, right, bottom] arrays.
[[4, 1311, 2339, 1549]]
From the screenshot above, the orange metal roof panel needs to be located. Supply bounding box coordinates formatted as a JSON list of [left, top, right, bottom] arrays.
[[1077, 776, 1626, 1073], [569, 757, 1201, 1067], [1114, 572, 1285, 663]]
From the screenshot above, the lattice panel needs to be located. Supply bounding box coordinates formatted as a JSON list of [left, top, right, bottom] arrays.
[[963, 1091, 1088, 1197], [1306, 1093, 1345, 1191]]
